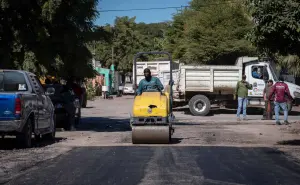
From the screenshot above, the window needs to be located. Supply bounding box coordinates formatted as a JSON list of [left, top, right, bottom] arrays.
[[0, 71, 28, 92], [251, 66, 264, 79], [31, 75, 45, 94], [251, 66, 270, 81]]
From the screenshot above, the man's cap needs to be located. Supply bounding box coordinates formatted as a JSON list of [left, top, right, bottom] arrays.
[[144, 68, 151, 73]]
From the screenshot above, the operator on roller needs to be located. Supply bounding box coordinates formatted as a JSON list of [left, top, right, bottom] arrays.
[[136, 68, 164, 95]]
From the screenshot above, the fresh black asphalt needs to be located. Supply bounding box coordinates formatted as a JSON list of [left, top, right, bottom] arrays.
[[5, 146, 300, 185]]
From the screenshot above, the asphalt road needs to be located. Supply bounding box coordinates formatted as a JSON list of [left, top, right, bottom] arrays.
[[5, 146, 300, 185]]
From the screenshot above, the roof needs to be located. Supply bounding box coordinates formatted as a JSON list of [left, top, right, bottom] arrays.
[[0, 69, 36, 76]]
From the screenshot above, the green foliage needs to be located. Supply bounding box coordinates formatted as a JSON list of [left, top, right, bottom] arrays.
[[86, 82, 97, 101], [247, 0, 300, 76], [247, 0, 300, 56], [0, 0, 99, 79], [87, 17, 168, 73], [164, 0, 255, 65]]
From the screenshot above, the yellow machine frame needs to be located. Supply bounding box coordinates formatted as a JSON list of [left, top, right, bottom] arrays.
[[131, 51, 175, 144]]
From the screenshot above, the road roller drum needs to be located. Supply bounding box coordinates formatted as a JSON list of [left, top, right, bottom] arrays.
[[132, 126, 170, 144]]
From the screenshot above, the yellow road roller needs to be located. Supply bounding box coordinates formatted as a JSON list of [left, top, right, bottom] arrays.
[[130, 51, 175, 144]]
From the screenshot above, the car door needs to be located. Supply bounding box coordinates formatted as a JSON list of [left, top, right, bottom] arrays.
[[29, 75, 51, 129]]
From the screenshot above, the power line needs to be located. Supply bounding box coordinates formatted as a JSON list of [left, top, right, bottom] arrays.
[[98, 1, 238, 12], [99, 6, 190, 12]]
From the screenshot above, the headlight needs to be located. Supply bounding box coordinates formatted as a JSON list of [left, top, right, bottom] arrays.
[[294, 91, 300, 98]]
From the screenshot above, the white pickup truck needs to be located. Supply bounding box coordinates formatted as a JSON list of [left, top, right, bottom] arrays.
[[172, 57, 300, 116]]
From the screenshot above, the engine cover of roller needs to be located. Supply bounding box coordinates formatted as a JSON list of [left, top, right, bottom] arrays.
[[132, 92, 169, 120]]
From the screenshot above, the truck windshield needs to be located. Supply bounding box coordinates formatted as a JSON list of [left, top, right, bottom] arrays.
[[0, 71, 28, 92]]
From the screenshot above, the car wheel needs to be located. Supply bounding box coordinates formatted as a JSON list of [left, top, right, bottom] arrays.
[[17, 118, 33, 148]]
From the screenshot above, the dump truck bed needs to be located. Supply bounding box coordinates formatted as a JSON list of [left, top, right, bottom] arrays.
[[176, 64, 242, 94]]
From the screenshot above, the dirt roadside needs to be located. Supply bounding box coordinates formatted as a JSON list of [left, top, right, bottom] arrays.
[[1, 97, 300, 183]]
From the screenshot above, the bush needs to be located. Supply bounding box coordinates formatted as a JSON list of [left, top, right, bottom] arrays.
[[86, 82, 96, 101]]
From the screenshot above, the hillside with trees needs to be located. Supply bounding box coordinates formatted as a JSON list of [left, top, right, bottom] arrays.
[[1, 0, 300, 78]]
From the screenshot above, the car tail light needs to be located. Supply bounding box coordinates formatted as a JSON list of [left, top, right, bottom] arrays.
[[15, 97, 21, 115]]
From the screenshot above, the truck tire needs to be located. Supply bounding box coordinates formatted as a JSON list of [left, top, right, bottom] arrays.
[[189, 95, 211, 116], [75, 108, 81, 126], [17, 118, 33, 148]]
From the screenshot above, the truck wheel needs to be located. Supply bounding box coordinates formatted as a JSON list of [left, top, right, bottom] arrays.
[[189, 95, 211, 116], [75, 108, 81, 126], [17, 118, 33, 148]]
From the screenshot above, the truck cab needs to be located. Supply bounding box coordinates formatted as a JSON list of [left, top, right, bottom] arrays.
[[238, 57, 300, 109]]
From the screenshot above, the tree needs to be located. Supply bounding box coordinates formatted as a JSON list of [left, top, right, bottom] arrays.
[[88, 17, 169, 73], [164, 0, 255, 65], [0, 0, 99, 79], [247, 0, 300, 76], [247, 0, 300, 56]]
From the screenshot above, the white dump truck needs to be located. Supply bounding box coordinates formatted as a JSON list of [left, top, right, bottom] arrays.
[[172, 56, 300, 116], [133, 57, 300, 116]]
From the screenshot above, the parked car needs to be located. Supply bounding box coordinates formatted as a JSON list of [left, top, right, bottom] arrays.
[[0, 70, 56, 148], [44, 84, 81, 130], [123, 83, 135, 95]]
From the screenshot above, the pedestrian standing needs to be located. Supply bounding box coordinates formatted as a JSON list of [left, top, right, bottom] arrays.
[[269, 76, 293, 125], [234, 75, 253, 121], [262, 79, 274, 120]]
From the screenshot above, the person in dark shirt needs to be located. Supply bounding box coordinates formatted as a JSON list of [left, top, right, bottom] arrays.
[[262, 79, 274, 120], [136, 68, 164, 95], [269, 76, 293, 125]]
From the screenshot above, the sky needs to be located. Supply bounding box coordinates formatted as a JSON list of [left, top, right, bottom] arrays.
[[95, 0, 191, 26]]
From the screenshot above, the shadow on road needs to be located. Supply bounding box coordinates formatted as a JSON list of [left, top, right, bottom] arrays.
[[0, 137, 66, 150], [83, 106, 94, 109], [277, 140, 300, 146], [170, 138, 183, 144], [76, 117, 131, 132]]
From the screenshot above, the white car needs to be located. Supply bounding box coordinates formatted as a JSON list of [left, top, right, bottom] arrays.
[[123, 83, 135, 95]]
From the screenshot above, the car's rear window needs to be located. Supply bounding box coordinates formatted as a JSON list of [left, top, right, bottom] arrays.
[[0, 71, 28, 92]]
